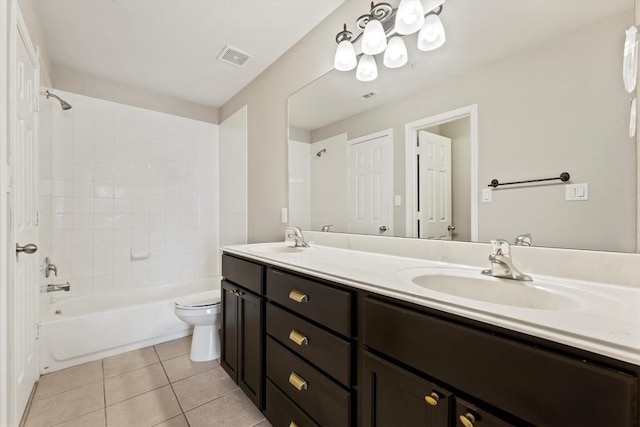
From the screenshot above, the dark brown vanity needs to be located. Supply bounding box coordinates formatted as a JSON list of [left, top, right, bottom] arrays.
[[221, 253, 639, 427]]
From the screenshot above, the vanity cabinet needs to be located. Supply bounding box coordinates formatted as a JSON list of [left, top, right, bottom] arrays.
[[264, 267, 355, 427], [220, 254, 265, 409], [362, 296, 638, 427]]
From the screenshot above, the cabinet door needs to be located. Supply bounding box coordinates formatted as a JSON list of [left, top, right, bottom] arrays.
[[362, 351, 452, 427], [221, 280, 239, 382], [456, 399, 517, 427], [238, 289, 264, 409]]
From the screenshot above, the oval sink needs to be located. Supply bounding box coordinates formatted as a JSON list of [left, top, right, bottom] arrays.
[[396, 268, 582, 310], [246, 243, 311, 254]]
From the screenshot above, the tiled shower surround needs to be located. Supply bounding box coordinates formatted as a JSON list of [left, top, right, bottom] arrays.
[[38, 91, 219, 295]]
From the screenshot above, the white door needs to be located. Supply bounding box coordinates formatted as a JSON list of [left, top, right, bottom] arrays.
[[348, 133, 392, 235], [418, 131, 452, 239], [9, 8, 40, 424]]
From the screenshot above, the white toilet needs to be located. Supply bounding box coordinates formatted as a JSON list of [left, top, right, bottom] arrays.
[[174, 291, 222, 362]]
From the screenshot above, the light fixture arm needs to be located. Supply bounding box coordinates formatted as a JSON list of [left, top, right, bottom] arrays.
[[334, 3, 443, 46]]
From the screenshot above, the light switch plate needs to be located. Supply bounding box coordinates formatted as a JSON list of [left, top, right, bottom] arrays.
[[565, 183, 589, 201], [281, 207, 288, 223], [482, 188, 492, 203], [394, 195, 402, 207]]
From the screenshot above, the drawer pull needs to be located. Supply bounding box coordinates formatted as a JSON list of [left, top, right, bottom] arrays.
[[288, 372, 308, 391], [289, 289, 308, 303], [459, 413, 476, 427], [289, 329, 309, 346], [289, 423, 299, 427], [424, 392, 440, 406]]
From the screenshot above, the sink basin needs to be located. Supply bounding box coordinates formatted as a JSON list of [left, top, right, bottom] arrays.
[[396, 268, 582, 310], [246, 243, 311, 254]]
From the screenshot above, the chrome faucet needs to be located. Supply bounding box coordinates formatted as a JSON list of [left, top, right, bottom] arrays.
[[46, 282, 71, 292], [44, 257, 57, 278], [285, 226, 310, 248], [482, 239, 532, 281], [514, 233, 532, 246], [321, 224, 333, 232]]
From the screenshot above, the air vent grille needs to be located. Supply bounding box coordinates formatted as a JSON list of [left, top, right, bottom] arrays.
[[217, 45, 252, 67]]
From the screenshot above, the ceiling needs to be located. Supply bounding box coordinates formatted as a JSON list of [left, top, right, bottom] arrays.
[[289, 0, 634, 131], [33, 0, 345, 108]]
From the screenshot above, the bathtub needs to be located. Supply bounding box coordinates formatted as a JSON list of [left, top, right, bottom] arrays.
[[39, 278, 221, 373]]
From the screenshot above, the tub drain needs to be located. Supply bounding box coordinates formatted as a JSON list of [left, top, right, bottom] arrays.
[[55, 310, 62, 315]]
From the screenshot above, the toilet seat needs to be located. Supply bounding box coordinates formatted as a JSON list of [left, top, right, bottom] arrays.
[[175, 291, 220, 310]]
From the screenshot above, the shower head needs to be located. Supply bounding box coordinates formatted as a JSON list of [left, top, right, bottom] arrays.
[[41, 90, 72, 110], [316, 148, 327, 157]]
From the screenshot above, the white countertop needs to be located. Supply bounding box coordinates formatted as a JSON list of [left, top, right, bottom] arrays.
[[222, 242, 640, 366]]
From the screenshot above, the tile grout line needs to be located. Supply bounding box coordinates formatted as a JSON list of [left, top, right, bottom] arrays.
[[153, 344, 190, 425], [180, 385, 241, 414], [102, 359, 107, 426]]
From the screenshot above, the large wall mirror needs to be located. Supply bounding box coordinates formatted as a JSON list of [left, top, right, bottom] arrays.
[[288, 0, 637, 253]]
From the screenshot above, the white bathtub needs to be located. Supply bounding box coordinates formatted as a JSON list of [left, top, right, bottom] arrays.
[[40, 278, 221, 373]]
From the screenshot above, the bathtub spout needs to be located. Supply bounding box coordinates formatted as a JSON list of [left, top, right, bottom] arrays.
[[47, 282, 70, 292]]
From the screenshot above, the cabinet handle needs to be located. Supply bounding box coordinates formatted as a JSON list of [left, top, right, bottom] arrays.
[[289, 423, 299, 427], [288, 372, 308, 391], [424, 392, 440, 406], [289, 329, 309, 346], [289, 289, 308, 303], [459, 413, 476, 427]]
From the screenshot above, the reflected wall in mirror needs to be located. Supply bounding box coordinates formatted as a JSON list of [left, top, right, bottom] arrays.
[[288, 0, 637, 253]]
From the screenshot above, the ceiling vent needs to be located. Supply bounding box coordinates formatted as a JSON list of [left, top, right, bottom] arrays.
[[358, 92, 377, 101], [217, 45, 252, 67]]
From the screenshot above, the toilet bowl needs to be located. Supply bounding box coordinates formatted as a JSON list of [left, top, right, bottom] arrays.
[[175, 291, 221, 362]]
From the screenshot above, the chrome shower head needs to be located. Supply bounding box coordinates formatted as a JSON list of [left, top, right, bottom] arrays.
[[41, 90, 72, 110], [316, 148, 327, 157]]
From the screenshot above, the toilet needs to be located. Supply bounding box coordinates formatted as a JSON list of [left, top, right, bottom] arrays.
[[174, 291, 222, 362]]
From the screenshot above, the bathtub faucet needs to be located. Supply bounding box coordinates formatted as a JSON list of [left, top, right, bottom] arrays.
[[46, 282, 70, 293]]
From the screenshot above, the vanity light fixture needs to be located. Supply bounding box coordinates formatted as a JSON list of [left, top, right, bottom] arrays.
[[333, 0, 446, 81]]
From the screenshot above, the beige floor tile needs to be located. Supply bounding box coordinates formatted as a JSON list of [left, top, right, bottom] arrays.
[[25, 382, 104, 427], [105, 363, 169, 406], [52, 409, 105, 427], [35, 361, 103, 401], [185, 389, 264, 427], [154, 336, 192, 361], [105, 385, 182, 427], [172, 364, 239, 411], [153, 414, 189, 427], [161, 353, 218, 383], [252, 420, 273, 427], [103, 346, 159, 378]]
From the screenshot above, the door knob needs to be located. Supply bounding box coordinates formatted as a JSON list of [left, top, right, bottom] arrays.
[[379, 226, 387, 232], [16, 243, 38, 254], [448, 225, 456, 231]]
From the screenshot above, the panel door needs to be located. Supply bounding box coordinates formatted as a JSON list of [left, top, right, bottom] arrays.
[[361, 351, 452, 427], [10, 8, 40, 423], [221, 280, 239, 382], [418, 131, 452, 240], [238, 290, 264, 409], [348, 134, 392, 235]]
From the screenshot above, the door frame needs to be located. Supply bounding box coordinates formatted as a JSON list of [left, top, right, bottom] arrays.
[[405, 104, 478, 240], [347, 129, 394, 236]]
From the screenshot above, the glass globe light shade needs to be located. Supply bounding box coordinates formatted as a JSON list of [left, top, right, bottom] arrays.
[[356, 55, 378, 82], [383, 36, 408, 68], [334, 40, 357, 71], [417, 14, 446, 51], [395, 0, 425, 35], [361, 19, 387, 55]]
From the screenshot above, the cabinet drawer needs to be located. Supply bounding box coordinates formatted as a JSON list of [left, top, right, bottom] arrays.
[[363, 297, 638, 427], [265, 379, 319, 427], [266, 336, 351, 427], [266, 268, 351, 337], [222, 254, 264, 295], [267, 303, 351, 386]]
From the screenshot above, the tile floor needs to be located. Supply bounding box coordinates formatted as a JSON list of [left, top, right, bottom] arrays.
[[22, 336, 272, 427]]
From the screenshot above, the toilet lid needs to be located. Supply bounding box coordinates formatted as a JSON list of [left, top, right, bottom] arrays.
[[175, 290, 221, 309]]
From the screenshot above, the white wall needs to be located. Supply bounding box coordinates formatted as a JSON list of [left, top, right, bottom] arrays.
[[219, 105, 248, 247], [310, 133, 348, 232], [288, 140, 311, 229], [38, 90, 219, 295]]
